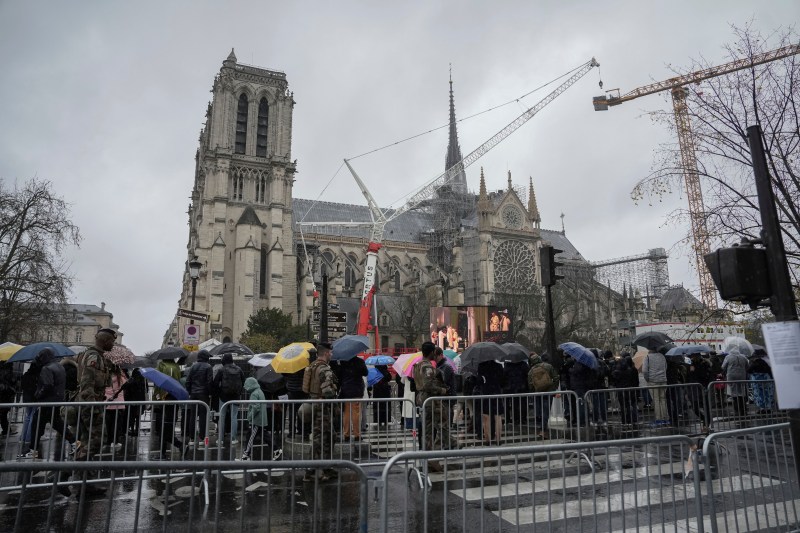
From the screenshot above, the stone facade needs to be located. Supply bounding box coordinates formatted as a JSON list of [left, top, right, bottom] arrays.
[[15, 302, 122, 348]]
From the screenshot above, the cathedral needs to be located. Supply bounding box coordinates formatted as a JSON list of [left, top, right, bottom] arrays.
[[168, 51, 626, 350]]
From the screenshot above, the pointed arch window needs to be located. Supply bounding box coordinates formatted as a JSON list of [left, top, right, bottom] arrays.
[[394, 270, 401, 292], [235, 94, 248, 154], [256, 98, 269, 157], [344, 254, 358, 291], [260, 246, 268, 296]]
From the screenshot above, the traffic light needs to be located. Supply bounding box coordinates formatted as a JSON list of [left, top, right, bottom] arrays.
[[703, 245, 771, 307], [540, 245, 564, 287]]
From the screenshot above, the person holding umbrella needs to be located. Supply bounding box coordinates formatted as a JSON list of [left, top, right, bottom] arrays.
[[642, 345, 669, 426], [302, 342, 339, 482], [414, 341, 452, 461], [332, 350, 368, 442], [213, 353, 245, 444], [185, 349, 213, 446]]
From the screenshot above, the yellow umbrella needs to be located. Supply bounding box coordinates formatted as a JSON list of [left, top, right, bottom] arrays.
[[0, 342, 23, 362], [271, 342, 315, 374]]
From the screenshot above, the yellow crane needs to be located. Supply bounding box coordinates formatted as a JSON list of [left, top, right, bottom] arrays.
[[594, 43, 800, 309]]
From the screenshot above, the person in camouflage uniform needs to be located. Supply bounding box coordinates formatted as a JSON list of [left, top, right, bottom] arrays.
[[74, 328, 116, 460], [414, 341, 451, 471], [302, 342, 339, 482]]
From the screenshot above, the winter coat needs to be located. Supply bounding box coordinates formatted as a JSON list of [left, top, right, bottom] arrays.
[[666, 359, 686, 385], [747, 357, 772, 377], [34, 350, 66, 403], [22, 362, 42, 403], [155, 360, 182, 401], [503, 360, 530, 394], [213, 356, 245, 401], [122, 369, 147, 402], [611, 357, 639, 389], [567, 360, 596, 396], [372, 366, 392, 399], [0, 361, 15, 402], [642, 351, 667, 384], [285, 369, 306, 394], [333, 357, 368, 399], [687, 357, 712, 387], [436, 357, 456, 395], [244, 377, 267, 427], [186, 355, 214, 397], [478, 360, 504, 395], [61, 358, 78, 399]]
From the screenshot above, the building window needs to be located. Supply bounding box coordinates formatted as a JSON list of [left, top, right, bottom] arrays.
[[46, 330, 54, 342], [256, 98, 269, 157], [235, 94, 248, 154], [380, 314, 389, 327], [344, 264, 356, 290], [493, 240, 536, 293], [260, 246, 268, 296], [232, 175, 244, 201], [255, 176, 267, 203], [381, 335, 389, 349], [394, 270, 401, 292], [75, 329, 83, 344]]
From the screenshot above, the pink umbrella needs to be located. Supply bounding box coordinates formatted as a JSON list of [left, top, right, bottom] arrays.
[[105, 345, 135, 366], [393, 352, 440, 378]]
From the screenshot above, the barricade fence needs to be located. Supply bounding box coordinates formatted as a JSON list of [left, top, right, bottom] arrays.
[[419, 391, 582, 453], [216, 398, 418, 465], [707, 379, 785, 432]]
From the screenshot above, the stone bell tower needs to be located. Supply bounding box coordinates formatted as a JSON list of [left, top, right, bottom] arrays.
[[177, 49, 298, 343]]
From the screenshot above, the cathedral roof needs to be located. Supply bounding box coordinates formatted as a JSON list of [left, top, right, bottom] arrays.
[[656, 286, 704, 313], [292, 198, 435, 243], [540, 229, 584, 262], [237, 206, 263, 226]]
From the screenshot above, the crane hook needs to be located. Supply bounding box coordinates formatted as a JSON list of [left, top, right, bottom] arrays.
[[599, 80, 604, 89]]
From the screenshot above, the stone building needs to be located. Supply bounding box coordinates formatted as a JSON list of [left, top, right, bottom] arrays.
[[13, 302, 123, 348], [171, 52, 632, 350]]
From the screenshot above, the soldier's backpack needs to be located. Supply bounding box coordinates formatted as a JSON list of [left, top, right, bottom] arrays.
[[219, 366, 242, 397], [302, 360, 323, 397], [529, 362, 558, 392]]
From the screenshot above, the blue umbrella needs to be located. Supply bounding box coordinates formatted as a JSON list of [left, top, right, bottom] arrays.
[[332, 335, 370, 361], [8, 342, 75, 363], [365, 355, 395, 365], [139, 367, 189, 400], [559, 342, 598, 370], [367, 367, 383, 387]]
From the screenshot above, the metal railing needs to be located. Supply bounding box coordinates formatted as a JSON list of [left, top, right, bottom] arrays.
[[706, 379, 786, 432]]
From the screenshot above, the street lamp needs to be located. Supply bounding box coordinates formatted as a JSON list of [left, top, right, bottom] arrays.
[[188, 257, 202, 323]]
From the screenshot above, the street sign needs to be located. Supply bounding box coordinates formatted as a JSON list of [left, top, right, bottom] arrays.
[[182, 344, 199, 352], [327, 303, 340, 310], [312, 311, 347, 323], [184, 324, 201, 345], [178, 308, 209, 322], [311, 324, 347, 333]]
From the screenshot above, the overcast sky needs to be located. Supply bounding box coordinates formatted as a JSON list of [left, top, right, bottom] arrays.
[[0, 2, 796, 355]]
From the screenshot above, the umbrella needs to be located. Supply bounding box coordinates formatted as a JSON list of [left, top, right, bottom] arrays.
[[151, 346, 190, 360], [367, 367, 383, 387], [121, 356, 156, 370], [332, 335, 369, 361], [0, 342, 23, 362], [8, 342, 75, 363], [500, 342, 530, 363], [272, 342, 315, 374], [559, 342, 598, 370], [249, 352, 277, 368], [198, 338, 222, 351], [393, 352, 424, 378], [665, 345, 712, 359], [105, 345, 135, 366], [632, 350, 647, 371], [209, 342, 254, 357], [255, 366, 287, 394], [631, 331, 674, 352], [752, 344, 767, 357], [443, 349, 458, 360], [365, 355, 395, 365], [139, 367, 188, 400], [460, 342, 507, 373], [68, 345, 88, 355], [721, 336, 754, 357]]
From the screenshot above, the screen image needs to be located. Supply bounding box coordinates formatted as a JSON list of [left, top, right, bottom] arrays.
[[429, 306, 513, 351]]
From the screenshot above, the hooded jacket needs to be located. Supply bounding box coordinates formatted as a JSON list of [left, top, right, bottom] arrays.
[[611, 357, 639, 389], [642, 351, 667, 384], [213, 353, 244, 400], [61, 357, 78, 398], [34, 348, 66, 402], [244, 377, 267, 427], [332, 356, 368, 399], [186, 350, 213, 396], [503, 360, 529, 394], [21, 362, 42, 403], [0, 361, 15, 402]]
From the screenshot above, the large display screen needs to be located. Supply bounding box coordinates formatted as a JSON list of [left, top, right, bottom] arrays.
[[429, 306, 513, 351]]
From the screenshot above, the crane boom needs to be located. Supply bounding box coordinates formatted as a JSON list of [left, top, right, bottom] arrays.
[[594, 43, 800, 109], [389, 57, 600, 223], [594, 43, 800, 309]]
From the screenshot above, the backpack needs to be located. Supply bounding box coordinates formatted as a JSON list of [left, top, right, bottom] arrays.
[[528, 362, 558, 393], [220, 366, 242, 397], [302, 360, 324, 397]]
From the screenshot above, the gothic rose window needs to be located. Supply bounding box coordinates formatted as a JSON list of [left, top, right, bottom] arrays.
[[493, 240, 535, 292]]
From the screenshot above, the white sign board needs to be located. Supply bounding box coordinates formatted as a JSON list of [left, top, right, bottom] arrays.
[[762, 321, 800, 409], [184, 323, 201, 345]]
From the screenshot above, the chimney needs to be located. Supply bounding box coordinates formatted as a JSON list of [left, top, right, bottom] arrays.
[[101, 302, 106, 311]]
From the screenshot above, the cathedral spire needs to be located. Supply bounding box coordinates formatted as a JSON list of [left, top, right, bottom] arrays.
[[507, 170, 513, 191], [528, 176, 541, 228], [478, 168, 489, 208], [445, 65, 468, 193]]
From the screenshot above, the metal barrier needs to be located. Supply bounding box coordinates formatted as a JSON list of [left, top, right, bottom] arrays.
[[419, 390, 583, 453], [707, 379, 786, 432], [378, 435, 701, 532], [0, 400, 213, 465], [216, 398, 418, 466], [0, 459, 369, 533], [701, 423, 799, 532], [583, 384, 710, 440]]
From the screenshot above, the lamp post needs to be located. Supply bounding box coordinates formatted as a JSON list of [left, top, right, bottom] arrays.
[[188, 257, 202, 324]]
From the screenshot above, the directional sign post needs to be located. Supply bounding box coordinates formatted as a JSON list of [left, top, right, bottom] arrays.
[[313, 311, 346, 323], [178, 308, 209, 322]]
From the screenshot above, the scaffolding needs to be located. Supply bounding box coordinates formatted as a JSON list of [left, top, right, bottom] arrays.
[[591, 248, 670, 310]]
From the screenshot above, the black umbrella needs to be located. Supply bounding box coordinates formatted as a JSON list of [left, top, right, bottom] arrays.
[[500, 342, 530, 363], [121, 356, 157, 370], [460, 342, 506, 373], [151, 346, 190, 361], [255, 366, 287, 394], [631, 332, 674, 352], [209, 342, 254, 357]]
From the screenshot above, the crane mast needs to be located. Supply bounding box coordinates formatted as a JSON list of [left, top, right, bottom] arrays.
[[594, 43, 800, 309], [340, 58, 600, 349]]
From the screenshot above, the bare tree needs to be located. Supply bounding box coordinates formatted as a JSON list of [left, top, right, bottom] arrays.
[[387, 288, 432, 348], [0, 178, 81, 342], [633, 25, 800, 285]]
